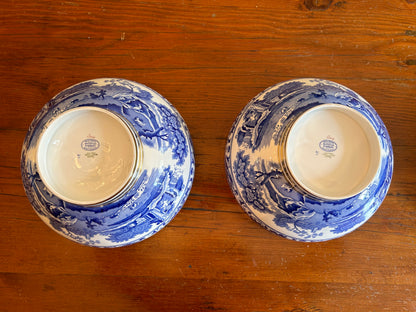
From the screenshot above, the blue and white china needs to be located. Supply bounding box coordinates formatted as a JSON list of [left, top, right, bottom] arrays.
[[225, 78, 393, 242], [21, 78, 195, 247]]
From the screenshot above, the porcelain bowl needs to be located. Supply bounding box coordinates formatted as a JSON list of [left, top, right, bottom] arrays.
[[225, 78, 393, 242], [21, 78, 195, 247]]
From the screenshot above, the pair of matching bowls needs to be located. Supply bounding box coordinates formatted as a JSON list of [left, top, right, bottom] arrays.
[[21, 78, 393, 247]]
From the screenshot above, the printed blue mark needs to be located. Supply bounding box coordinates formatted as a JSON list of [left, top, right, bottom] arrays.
[[81, 138, 100, 151], [319, 139, 337, 152]]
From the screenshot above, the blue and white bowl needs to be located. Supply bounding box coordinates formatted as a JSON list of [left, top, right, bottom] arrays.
[[225, 78, 393, 242], [21, 78, 195, 247]]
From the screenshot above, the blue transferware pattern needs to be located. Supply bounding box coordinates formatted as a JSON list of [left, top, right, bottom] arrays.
[[225, 78, 393, 242], [21, 78, 195, 247]]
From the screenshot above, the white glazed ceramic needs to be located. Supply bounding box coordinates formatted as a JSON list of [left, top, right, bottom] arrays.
[[36, 106, 142, 206], [225, 78, 393, 242], [21, 78, 194, 247], [284, 103, 381, 200]]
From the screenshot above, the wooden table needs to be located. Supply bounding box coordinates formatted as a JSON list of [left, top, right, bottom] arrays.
[[1, 0, 415, 311]]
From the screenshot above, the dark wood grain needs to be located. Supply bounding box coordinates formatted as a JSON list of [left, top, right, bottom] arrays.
[[1, 0, 415, 311]]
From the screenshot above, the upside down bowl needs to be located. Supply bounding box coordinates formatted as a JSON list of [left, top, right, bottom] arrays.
[[225, 78, 393, 242], [21, 78, 194, 247]]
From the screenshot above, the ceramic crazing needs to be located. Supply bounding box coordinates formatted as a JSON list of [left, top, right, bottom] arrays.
[[225, 78, 393, 242], [21, 78, 195, 247]]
